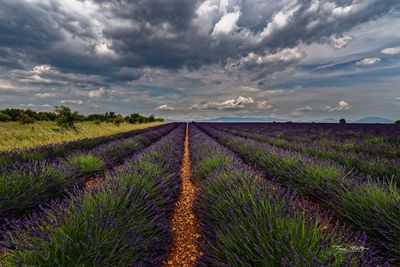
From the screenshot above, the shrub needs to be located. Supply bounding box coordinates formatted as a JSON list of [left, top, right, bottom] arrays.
[[55, 105, 77, 131], [113, 115, 124, 126], [149, 114, 155, 122], [0, 112, 11, 122], [17, 113, 35, 124], [339, 118, 346, 124], [0, 164, 65, 220], [67, 154, 105, 175], [395, 120, 400, 124]]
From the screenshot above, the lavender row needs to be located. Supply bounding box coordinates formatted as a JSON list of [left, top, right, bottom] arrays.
[[197, 123, 400, 261], [0, 124, 185, 266], [0, 123, 172, 169], [189, 125, 384, 266], [209, 123, 400, 183], [211, 123, 400, 160], [0, 123, 177, 225]]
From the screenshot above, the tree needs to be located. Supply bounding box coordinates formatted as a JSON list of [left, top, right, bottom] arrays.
[[339, 118, 346, 124], [137, 116, 145, 124], [55, 106, 77, 131], [0, 107, 164, 125], [113, 115, 124, 126], [17, 113, 35, 124], [395, 120, 400, 124], [0, 112, 11, 122]]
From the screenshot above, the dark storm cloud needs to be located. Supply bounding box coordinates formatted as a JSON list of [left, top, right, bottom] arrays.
[[94, 0, 400, 73], [253, 0, 400, 50], [93, 0, 198, 29], [0, 0, 398, 76], [0, 0, 399, 120], [0, 1, 63, 49]]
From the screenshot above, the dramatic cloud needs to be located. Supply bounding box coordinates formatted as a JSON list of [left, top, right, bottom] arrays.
[[381, 46, 400, 55], [0, 0, 399, 120], [212, 11, 241, 37]]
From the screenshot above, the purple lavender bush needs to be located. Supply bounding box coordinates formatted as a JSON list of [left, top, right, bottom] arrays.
[[0, 124, 185, 266]]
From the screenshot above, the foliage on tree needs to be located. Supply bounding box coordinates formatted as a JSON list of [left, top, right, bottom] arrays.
[[0, 107, 164, 125], [395, 120, 400, 124], [0, 112, 11, 122], [113, 115, 124, 126], [55, 106, 78, 131], [17, 113, 35, 124], [339, 118, 347, 124], [0, 108, 55, 121]]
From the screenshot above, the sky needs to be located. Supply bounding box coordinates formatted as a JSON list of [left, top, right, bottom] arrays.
[[0, 0, 399, 121]]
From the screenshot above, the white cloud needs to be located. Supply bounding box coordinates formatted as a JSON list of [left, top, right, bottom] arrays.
[[154, 104, 175, 111], [322, 100, 351, 112], [35, 92, 56, 98], [356, 57, 381, 66], [194, 0, 219, 34], [218, 96, 254, 109], [95, 43, 119, 59], [291, 106, 313, 116], [88, 88, 106, 98], [61, 99, 83, 105], [329, 34, 353, 49], [381, 46, 400, 55], [0, 80, 15, 90], [239, 86, 260, 92], [260, 89, 295, 97], [258, 5, 300, 40], [212, 10, 241, 37], [19, 103, 51, 108], [257, 101, 273, 110], [241, 48, 305, 65], [191, 96, 254, 110], [32, 65, 51, 74]]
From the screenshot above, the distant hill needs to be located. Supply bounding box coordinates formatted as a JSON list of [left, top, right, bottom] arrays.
[[354, 117, 393, 124], [202, 117, 288, 122]]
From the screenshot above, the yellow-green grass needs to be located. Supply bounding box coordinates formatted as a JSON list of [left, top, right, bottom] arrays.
[[0, 121, 165, 152]]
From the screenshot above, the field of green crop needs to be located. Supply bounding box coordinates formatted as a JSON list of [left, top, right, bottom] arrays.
[[0, 121, 164, 151]]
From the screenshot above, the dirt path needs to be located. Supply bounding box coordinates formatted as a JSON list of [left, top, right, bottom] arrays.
[[165, 123, 202, 267]]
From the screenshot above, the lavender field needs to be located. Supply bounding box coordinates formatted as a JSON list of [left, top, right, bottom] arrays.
[[0, 122, 399, 266]]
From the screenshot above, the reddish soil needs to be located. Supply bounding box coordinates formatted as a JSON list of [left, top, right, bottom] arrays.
[[165, 124, 202, 267], [85, 164, 124, 189], [85, 177, 100, 188]]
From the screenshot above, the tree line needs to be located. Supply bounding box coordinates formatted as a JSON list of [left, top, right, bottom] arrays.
[[0, 106, 164, 128]]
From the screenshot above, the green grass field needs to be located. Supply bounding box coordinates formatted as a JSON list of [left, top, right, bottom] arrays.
[[0, 121, 165, 152]]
